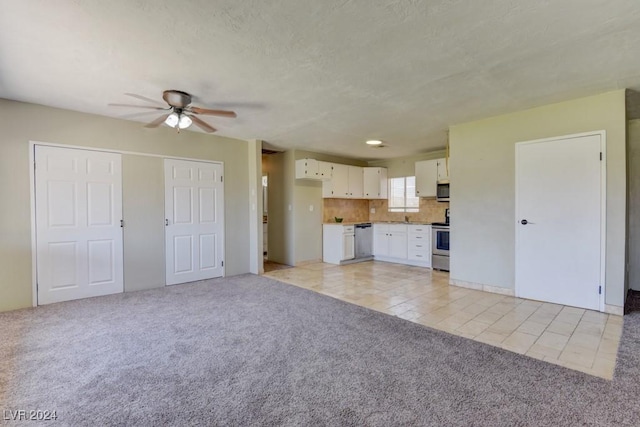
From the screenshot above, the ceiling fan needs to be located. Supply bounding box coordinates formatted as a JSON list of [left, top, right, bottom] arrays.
[[109, 90, 236, 133]]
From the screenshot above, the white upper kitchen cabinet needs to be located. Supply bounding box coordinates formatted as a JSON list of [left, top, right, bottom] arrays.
[[323, 164, 364, 198], [295, 158, 332, 180], [348, 166, 364, 198], [415, 159, 438, 197], [363, 167, 388, 199], [437, 158, 449, 182], [325, 163, 349, 197]]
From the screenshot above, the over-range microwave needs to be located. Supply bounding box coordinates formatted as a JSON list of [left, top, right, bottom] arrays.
[[436, 181, 449, 202]]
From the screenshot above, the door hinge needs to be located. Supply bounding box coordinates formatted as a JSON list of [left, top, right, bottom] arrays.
[[221, 261, 224, 267], [221, 176, 224, 182], [120, 219, 124, 228], [600, 152, 602, 161], [599, 285, 602, 295]]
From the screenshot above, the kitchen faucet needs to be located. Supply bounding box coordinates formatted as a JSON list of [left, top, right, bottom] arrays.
[[405, 215, 409, 223]]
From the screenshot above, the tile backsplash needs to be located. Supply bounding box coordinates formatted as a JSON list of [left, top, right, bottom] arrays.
[[369, 198, 449, 223], [323, 198, 449, 223], [323, 199, 370, 223]]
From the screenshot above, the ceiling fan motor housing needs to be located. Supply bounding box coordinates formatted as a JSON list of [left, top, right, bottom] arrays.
[[163, 90, 192, 108]]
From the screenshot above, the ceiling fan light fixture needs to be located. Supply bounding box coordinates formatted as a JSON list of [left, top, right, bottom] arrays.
[[178, 114, 192, 129], [165, 112, 180, 128], [164, 112, 192, 130], [366, 140, 382, 145]]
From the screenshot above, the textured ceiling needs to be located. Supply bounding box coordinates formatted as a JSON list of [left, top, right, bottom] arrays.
[[1, 0, 640, 160]]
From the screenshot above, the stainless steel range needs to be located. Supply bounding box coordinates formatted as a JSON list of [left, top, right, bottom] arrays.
[[432, 213, 450, 271]]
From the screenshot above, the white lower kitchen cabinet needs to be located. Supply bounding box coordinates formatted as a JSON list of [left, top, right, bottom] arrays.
[[373, 223, 431, 268], [373, 223, 407, 260], [407, 224, 431, 267], [323, 224, 355, 264]]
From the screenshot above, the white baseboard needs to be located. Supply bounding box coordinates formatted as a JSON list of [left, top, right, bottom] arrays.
[[604, 304, 623, 316], [449, 278, 515, 297]]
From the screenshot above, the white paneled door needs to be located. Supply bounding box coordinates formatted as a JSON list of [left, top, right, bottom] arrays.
[[165, 159, 224, 285], [35, 146, 124, 305], [515, 133, 604, 311]]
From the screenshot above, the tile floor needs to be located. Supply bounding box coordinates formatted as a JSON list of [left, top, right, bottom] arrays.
[[264, 260, 623, 379]]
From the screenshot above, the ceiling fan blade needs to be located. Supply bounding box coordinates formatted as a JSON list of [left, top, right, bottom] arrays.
[[109, 103, 167, 110], [119, 110, 167, 119], [189, 106, 237, 117], [144, 113, 171, 128], [124, 93, 165, 106], [190, 115, 217, 133]]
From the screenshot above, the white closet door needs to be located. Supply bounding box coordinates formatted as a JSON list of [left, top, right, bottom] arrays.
[[165, 159, 224, 285], [515, 134, 603, 310], [35, 146, 123, 305]]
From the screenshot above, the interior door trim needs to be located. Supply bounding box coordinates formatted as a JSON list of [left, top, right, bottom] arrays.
[[514, 130, 606, 312], [29, 140, 223, 164]]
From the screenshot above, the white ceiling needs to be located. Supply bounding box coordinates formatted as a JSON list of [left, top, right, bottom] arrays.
[[1, 1, 640, 160]]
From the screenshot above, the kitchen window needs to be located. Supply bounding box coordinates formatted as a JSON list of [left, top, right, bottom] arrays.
[[388, 176, 419, 212]]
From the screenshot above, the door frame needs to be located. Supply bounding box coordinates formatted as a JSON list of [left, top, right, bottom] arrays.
[[514, 130, 607, 312], [29, 140, 225, 307]]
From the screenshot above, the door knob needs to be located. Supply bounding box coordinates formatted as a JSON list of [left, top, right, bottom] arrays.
[[521, 219, 528, 225]]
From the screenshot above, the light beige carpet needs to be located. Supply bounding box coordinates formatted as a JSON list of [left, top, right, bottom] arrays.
[[1, 274, 639, 426]]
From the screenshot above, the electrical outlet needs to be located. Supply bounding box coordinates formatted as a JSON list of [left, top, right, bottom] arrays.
[[309, 204, 314, 212], [370, 207, 376, 214]]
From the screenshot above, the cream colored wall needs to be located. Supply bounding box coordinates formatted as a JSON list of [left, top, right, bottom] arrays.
[[247, 140, 263, 274], [122, 155, 165, 292], [449, 90, 627, 307], [628, 119, 640, 291], [0, 98, 251, 312]]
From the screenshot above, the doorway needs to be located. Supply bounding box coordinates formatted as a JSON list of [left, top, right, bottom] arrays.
[[164, 159, 224, 285], [515, 132, 605, 311], [35, 145, 124, 305]]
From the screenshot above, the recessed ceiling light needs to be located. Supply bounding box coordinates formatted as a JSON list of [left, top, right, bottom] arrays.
[[366, 140, 382, 145]]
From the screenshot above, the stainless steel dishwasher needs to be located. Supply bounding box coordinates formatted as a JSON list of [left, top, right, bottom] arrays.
[[354, 223, 373, 260]]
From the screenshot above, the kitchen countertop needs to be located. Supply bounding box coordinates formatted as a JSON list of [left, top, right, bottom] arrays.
[[323, 221, 363, 226], [323, 221, 434, 225]]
